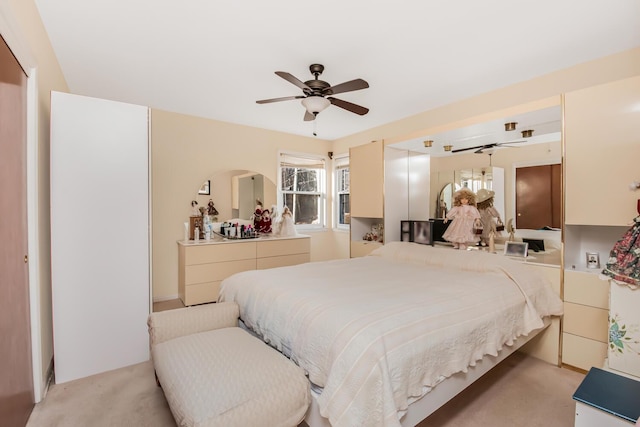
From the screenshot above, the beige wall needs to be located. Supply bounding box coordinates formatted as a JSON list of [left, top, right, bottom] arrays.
[[332, 49, 640, 155], [4, 0, 640, 398], [151, 109, 334, 300], [2, 0, 69, 399]]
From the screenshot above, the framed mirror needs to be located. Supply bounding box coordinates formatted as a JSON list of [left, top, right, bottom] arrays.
[[194, 170, 276, 222]]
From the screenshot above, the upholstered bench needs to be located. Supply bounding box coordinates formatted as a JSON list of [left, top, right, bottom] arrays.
[[147, 302, 310, 427]]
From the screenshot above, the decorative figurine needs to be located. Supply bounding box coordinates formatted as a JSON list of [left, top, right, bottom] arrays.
[[442, 188, 481, 250], [207, 199, 219, 217], [278, 206, 297, 237], [475, 188, 504, 247]]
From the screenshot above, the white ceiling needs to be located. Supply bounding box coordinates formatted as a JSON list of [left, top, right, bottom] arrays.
[[34, 0, 640, 141]]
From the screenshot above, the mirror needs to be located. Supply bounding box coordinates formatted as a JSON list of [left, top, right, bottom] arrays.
[[194, 170, 276, 222], [436, 182, 456, 219], [389, 105, 561, 225]]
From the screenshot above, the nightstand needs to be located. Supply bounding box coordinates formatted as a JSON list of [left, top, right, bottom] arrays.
[[573, 367, 640, 426]]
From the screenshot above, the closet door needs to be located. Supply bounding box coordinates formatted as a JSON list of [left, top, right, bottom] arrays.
[[0, 34, 34, 426], [50, 92, 150, 384]]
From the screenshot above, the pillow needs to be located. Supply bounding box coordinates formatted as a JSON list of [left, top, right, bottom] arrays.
[[369, 241, 509, 273]]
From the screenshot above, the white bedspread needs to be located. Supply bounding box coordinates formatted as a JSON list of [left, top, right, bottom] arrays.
[[219, 242, 563, 427]]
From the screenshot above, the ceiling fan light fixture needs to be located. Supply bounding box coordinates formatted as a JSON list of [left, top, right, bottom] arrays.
[[423, 140, 433, 148], [504, 122, 518, 131], [301, 96, 331, 115], [521, 129, 534, 138]]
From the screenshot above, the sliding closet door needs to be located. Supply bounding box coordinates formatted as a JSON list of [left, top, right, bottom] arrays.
[[50, 91, 150, 384]]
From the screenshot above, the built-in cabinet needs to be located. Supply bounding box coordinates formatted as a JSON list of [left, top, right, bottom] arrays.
[[349, 141, 430, 257], [562, 270, 609, 371], [562, 75, 640, 371], [519, 263, 562, 365], [349, 140, 384, 257], [178, 235, 310, 305]]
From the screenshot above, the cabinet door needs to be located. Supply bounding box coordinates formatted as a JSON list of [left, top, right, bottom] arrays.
[[565, 76, 640, 225], [350, 140, 383, 218]]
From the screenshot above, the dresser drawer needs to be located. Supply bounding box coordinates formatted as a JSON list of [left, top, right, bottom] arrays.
[[257, 253, 310, 270], [183, 281, 221, 306], [563, 302, 609, 342], [350, 241, 382, 258], [183, 242, 256, 265], [185, 259, 256, 284], [257, 238, 310, 258], [562, 333, 607, 371], [564, 270, 609, 309]]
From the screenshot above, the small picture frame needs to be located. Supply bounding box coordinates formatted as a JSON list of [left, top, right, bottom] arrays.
[[198, 180, 211, 195], [504, 241, 528, 258], [586, 252, 600, 269]]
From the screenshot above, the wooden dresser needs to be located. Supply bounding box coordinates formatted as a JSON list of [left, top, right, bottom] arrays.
[[178, 235, 310, 306]]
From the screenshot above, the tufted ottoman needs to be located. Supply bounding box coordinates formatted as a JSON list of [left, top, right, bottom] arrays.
[[148, 302, 310, 427]]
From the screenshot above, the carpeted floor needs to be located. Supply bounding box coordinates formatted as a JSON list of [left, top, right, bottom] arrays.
[[26, 351, 584, 427]]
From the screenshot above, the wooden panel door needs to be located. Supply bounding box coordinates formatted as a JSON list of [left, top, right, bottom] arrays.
[[0, 35, 34, 426], [515, 164, 561, 229]]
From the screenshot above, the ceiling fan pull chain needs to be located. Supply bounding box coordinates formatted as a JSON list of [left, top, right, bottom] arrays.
[[313, 116, 318, 136]]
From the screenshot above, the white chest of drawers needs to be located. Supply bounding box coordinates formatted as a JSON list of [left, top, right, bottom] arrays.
[[178, 235, 310, 306]]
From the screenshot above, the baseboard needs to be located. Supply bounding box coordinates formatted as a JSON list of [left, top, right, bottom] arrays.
[[153, 294, 179, 303]]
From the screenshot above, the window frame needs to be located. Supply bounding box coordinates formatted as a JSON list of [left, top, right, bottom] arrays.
[[333, 155, 350, 231], [277, 151, 328, 231]]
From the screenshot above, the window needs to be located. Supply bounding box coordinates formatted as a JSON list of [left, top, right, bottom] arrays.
[[278, 152, 326, 229], [334, 156, 350, 229]]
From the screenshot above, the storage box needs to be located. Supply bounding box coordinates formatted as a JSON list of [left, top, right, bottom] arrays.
[[573, 367, 640, 426], [609, 283, 640, 378]]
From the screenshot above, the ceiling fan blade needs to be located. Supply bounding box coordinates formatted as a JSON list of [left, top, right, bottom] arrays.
[[451, 144, 488, 153], [322, 78, 369, 96], [256, 95, 305, 104], [275, 71, 311, 92], [303, 110, 315, 121], [498, 139, 526, 146], [327, 97, 369, 116]]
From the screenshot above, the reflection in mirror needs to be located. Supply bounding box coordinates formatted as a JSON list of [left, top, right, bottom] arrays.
[[436, 183, 456, 219], [194, 170, 276, 222]]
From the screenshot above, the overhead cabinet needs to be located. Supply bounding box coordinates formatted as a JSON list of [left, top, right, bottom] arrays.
[[564, 76, 640, 226], [349, 140, 384, 257], [562, 75, 640, 371]]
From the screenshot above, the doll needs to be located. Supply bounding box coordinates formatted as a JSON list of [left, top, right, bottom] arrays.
[[278, 206, 297, 237], [207, 199, 219, 217], [190, 200, 199, 216], [475, 188, 503, 247], [442, 188, 481, 250]]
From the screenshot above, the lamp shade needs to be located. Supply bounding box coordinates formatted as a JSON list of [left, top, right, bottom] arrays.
[[301, 96, 330, 114]]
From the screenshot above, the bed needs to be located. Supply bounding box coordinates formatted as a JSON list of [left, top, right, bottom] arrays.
[[218, 241, 563, 427]]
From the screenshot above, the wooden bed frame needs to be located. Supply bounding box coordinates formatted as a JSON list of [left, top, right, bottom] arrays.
[[302, 318, 552, 427]]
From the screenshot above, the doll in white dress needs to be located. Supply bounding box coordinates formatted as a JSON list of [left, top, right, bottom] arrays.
[[278, 206, 297, 237], [442, 188, 481, 250], [476, 188, 503, 247]]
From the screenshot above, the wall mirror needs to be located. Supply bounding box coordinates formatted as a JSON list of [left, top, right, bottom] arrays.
[[435, 182, 456, 219], [194, 170, 276, 222], [388, 104, 562, 231]]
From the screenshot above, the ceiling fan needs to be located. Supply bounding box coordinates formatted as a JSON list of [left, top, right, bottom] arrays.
[[450, 139, 526, 154], [256, 64, 369, 121]]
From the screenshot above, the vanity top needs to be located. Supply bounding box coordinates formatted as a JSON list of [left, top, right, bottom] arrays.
[[178, 233, 310, 246], [433, 242, 562, 267]]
